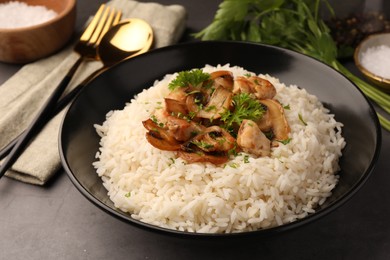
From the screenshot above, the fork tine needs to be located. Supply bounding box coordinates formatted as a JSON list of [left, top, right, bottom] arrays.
[[89, 6, 111, 45], [80, 4, 107, 42], [113, 10, 122, 25], [97, 8, 122, 44]]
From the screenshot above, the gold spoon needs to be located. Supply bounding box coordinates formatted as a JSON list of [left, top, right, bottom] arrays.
[[98, 18, 153, 68], [0, 18, 153, 177], [78, 18, 154, 84]]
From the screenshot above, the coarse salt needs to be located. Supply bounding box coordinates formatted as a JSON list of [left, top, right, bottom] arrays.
[[360, 45, 390, 79], [0, 1, 57, 29]]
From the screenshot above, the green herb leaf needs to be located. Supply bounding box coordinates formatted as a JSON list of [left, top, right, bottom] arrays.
[[229, 162, 240, 168], [168, 69, 210, 91], [298, 113, 307, 126], [278, 138, 292, 145], [243, 155, 250, 163], [168, 157, 175, 166], [191, 140, 214, 150], [195, 0, 390, 131], [220, 93, 265, 133]]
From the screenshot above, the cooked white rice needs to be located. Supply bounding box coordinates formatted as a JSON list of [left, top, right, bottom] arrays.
[[93, 64, 346, 233]]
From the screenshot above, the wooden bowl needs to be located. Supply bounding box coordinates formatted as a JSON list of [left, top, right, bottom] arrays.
[[354, 33, 390, 92], [0, 0, 76, 64]]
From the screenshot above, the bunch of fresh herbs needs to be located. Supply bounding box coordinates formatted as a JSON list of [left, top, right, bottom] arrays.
[[195, 0, 390, 131]]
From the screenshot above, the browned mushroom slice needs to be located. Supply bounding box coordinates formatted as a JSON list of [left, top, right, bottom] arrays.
[[256, 108, 272, 132], [145, 133, 182, 151], [196, 86, 232, 119], [166, 87, 188, 103], [164, 98, 188, 116], [165, 115, 204, 142], [233, 76, 276, 100], [177, 150, 229, 165], [210, 70, 234, 91], [237, 119, 271, 157], [186, 91, 208, 114], [143, 119, 181, 151], [191, 126, 236, 152], [259, 99, 290, 142]]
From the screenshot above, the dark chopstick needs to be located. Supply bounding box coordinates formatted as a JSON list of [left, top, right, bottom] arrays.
[[0, 60, 85, 178]]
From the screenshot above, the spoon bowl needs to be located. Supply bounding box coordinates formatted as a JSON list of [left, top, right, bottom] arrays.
[[88, 18, 153, 80], [98, 18, 153, 67]]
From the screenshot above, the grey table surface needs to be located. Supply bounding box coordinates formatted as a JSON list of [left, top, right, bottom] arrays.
[[1, 0, 390, 259]]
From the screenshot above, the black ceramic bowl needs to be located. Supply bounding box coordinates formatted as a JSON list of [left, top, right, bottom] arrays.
[[59, 41, 381, 237]]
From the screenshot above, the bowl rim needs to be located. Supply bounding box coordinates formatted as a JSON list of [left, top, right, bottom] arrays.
[[354, 32, 390, 85], [0, 0, 76, 32]]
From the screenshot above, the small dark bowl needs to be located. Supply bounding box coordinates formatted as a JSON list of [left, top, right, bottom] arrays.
[[59, 41, 381, 238]]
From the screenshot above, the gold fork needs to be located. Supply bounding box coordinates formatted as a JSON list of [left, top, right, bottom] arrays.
[[0, 4, 122, 178], [74, 4, 122, 63]]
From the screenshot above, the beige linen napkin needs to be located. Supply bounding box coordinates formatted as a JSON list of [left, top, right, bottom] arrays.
[[0, 0, 187, 185]]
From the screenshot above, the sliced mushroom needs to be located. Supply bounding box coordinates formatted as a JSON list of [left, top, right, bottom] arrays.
[[191, 126, 236, 152], [256, 108, 272, 132], [196, 86, 232, 119], [165, 98, 187, 116], [166, 87, 188, 103], [165, 115, 204, 142], [237, 119, 271, 157], [145, 133, 182, 151], [210, 70, 234, 91], [259, 99, 290, 143], [142, 119, 181, 151], [233, 76, 276, 100], [177, 150, 229, 165], [185, 91, 208, 114]]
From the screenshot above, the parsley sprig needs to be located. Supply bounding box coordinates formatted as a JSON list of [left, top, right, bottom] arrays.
[[195, 0, 390, 131], [168, 69, 211, 91], [220, 93, 265, 133]]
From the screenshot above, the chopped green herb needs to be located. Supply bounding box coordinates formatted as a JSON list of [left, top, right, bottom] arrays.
[[124, 192, 131, 198], [278, 138, 292, 145], [228, 145, 238, 157], [229, 162, 239, 168], [298, 113, 307, 126], [283, 104, 290, 110], [151, 115, 165, 128], [192, 140, 214, 150], [168, 157, 175, 166], [205, 105, 217, 112], [151, 115, 158, 123], [190, 130, 200, 137], [243, 155, 250, 163], [188, 111, 197, 119], [186, 90, 201, 95], [155, 101, 163, 109], [168, 69, 211, 90], [220, 93, 265, 133]]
